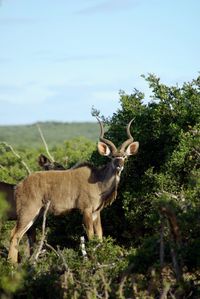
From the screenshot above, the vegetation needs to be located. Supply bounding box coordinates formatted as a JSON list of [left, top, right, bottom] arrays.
[[0, 74, 199, 298], [0, 122, 99, 148]]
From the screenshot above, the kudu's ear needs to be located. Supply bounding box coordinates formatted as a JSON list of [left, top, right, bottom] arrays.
[[38, 154, 50, 167], [125, 141, 139, 156], [97, 142, 111, 156]]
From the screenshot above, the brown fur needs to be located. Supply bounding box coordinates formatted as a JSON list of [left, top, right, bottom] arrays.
[[15, 164, 117, 216], [0, 154, 65, 255]]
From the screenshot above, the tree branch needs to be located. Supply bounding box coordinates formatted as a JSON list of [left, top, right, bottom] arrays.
[[159, 282, 171, 299], [33, 200, 50, 261], [36, 124, 55, 162], [118, 263, 135, 298], [159, 206, 183, 283], [0, 141, 31, 174]]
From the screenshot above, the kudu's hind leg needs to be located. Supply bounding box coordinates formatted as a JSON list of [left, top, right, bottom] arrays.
[[8, 208, 41, 263], [8, 224, 31, 264]]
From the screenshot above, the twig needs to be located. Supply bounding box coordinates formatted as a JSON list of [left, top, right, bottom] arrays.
[[36, 124, 55, 162], [60, 270, 75, 298], [147, 268, 157, 296], [57, 246, 69, 272], [118, 263, 135, 298], [159, 206, 181, 245], [96, 263, 116, 269], [159, 206, 183, 283], [99, 271, 111, 299], [160, 216, 165, 267], [33, 200, 50, 261], [0, 141, 31, 174], [170, 245, 182, 283], [131, 274, 138, 298], [156, 191, 178, 200], [169, 291, 176, 299], [45, 242, 60, 257], [159, 282, 171, 299]]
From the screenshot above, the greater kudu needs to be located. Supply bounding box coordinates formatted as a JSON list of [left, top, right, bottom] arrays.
[[0, 155, 65, 255], [8, 119, 139, 263]]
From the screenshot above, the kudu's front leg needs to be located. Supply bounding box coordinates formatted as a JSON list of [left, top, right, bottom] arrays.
[[93, 211, 103, 241], [83, 208, 94, 240]]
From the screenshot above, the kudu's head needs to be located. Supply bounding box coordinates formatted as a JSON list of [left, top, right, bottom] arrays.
[[96, 118, 139, 175], [38, 154, 65, 170]]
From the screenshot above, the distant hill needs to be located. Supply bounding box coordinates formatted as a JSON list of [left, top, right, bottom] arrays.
[[0, 122, 99, 148]]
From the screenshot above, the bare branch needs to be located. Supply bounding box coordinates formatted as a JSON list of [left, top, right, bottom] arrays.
[[57, 246, 69, 272], [160, 216, 165, 268], [45, 242, 59, 257], [170, 246, 182, 283], [36, 124, 55, 162], [96, 263, 115, 269], [0, 141, 31, 174], [159, 282, 171, 299], [155, 191, 178, 200], [159, 206, 183, 283], [99, 270, 111, 299], [33, 200, 50, 261], [118, 263, 135, 298], [159, 206, 181, 245]]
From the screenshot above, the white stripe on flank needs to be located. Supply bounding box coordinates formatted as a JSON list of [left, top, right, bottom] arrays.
[[92, 212, 98, 221]]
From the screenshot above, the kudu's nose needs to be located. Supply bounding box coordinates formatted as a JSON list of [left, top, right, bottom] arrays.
[[113, 157, 125, 173]]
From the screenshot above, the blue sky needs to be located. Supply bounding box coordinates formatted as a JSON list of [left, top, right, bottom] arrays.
[[0, 0, 199, 125]]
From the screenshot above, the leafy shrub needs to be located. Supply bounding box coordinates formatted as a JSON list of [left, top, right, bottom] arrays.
[[0, 74, 199, 297]]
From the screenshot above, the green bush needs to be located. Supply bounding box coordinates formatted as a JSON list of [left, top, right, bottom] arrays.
[[0, 74, 199, 297]]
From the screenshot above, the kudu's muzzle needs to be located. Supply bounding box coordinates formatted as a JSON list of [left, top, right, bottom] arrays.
[[112, 156, 125, 174]]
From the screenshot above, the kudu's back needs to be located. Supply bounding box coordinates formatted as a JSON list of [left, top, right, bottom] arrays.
[[16, 166, 101, 218]]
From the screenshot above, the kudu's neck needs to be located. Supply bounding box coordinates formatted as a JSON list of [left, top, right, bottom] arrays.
[[96, 159, 123, 209], [102, 160, 121, 181]]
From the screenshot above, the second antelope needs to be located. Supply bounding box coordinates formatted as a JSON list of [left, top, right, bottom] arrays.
[[8, 118, 139, 263]]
